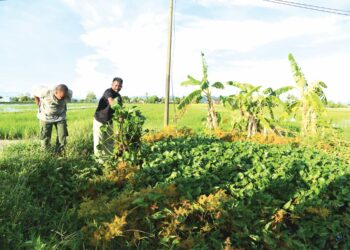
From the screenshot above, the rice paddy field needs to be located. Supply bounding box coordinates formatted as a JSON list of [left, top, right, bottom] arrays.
[[0, 103, 349, 140], [0, 103, 234, 140]]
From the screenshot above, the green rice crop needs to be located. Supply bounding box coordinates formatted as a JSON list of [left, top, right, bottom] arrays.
[[0, 103, 349, 140]]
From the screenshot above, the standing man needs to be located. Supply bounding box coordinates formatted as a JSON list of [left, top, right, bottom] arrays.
[[93, 77, 123, 159], [33, 84, 73, 153]]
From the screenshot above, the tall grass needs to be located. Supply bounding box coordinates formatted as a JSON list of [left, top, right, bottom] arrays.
[[0, 137, 99, 248]]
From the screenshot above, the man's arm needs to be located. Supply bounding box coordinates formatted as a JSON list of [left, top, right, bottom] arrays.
[[107, 97, 114, 106]]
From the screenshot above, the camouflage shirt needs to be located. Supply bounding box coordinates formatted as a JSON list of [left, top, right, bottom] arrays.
[[33, 86, 73, 123]]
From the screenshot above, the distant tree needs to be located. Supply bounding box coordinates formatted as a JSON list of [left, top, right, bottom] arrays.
[[122, 96, 131, 103], [326, 101, 348, 108], [19, 94, 31, 102], [172, 97, 181, 104], [147, 95, 160, 104], [10, 96, 19, 102], [131, 97, 143, 104], [85, 91, 97, 103]]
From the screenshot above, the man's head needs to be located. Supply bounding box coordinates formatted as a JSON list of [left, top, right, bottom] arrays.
[[54, 84, 69, 100], [112, 77, 123, 92]]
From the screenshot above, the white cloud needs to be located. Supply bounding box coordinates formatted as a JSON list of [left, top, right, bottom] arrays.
[[62, 0, 123, 29], [175, 16, 340, 53], [62, 0, 350, 103], [207, 53, 350, 103]]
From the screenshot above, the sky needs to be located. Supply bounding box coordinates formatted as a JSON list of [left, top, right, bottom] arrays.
[[0, 0, 349, 103]]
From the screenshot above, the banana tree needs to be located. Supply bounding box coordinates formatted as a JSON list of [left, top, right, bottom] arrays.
[[178, 52, 224, 130], [288, 53, 327, 135], [221, 82, 292, 137]]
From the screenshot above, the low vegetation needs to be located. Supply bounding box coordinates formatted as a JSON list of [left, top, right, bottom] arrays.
[[0, 53, 350, 249]]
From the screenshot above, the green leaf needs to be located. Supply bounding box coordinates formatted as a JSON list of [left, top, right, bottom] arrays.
[[180, 75, 201, 86], [317, 81, 327, 89], [283, 200, 292, 210], [211, 82, 224, 89], [151, 211, 167, 220], [288, 53, 308, 90], [201, 81, 209, 90], [257, 114, 272, 130], [274, 86, 294, 96], [178, 89, 202, 110], [201, 52, 208, 81]]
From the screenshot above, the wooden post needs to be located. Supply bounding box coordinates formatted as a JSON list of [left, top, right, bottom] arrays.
[[164, 0, 173, 127]]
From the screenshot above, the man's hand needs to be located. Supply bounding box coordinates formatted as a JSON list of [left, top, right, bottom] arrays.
[[107, 97, 114, 106], [34, 96, 40, 107]]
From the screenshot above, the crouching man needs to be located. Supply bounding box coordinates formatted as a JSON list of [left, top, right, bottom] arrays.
[[33, 84, 73, 154], [93, 77, 123, 160]]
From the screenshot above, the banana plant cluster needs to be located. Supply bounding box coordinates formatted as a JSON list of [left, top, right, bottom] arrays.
[[179, 53, 328, 137], [178, 52, 224, 130], [221, 82, 292, 137], [288, 53, 328, 135]]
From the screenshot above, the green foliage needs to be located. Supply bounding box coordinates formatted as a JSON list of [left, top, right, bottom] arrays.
[[78, 136, 350, 249], [0, 104, 350, 249], [288, 53, 328, 135], [222, 82, 292, 137], [0, 140, 100, 249], [145, 95, 161, 104], [109, 104, 147, 163], [178, 52, 223, 129], [85, 91, 97, 103], [327, 100, 349, 108], [177, 90, 202, 110]]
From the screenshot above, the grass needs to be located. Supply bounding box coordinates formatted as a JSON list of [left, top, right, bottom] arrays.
[[327, 108, 350, 139], [0, 103, 349, 140], [0, 103, 233, 139], [0, 137, 98, 249]]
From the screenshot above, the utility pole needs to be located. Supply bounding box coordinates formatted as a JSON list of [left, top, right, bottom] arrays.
[[164, 0, 173, 127]]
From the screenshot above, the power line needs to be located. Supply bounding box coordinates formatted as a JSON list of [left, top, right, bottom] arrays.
[[262, 0, 350, 16], [274, 0, 350, 13]]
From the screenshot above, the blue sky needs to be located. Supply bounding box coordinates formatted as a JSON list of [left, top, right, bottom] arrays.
[[0, 0, 349, 103]]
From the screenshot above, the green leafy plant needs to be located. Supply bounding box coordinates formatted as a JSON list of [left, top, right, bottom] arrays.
[[178, 52, 224, 130], [78, 136, 350, 249], [110, 104, 147, 163], [221, 82, 292, 137], [288, 53, 328, 136]]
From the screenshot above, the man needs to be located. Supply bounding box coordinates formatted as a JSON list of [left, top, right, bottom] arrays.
[[93, 77, 123, 159], [33, 84, 73, 153]]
